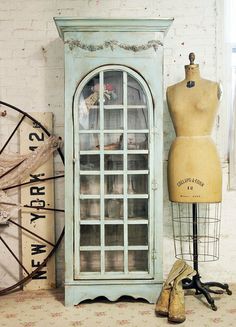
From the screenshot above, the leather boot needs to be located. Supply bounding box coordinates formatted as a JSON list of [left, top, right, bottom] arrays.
[[168, 264, 196, 323], [155, 259, 186, 316]]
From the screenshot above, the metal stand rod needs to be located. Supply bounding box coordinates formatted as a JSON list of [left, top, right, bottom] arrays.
[[182, 203, 232, 311], [192, 203, 198, 273]]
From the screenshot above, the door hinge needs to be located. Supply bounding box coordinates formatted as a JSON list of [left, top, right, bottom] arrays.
[[152, 180, 158, 190], [151, 127, 159, 135], [152, 249, 157, 260]]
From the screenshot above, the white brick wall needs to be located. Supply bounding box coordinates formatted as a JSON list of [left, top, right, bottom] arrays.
[[1, 0, 235, 287]]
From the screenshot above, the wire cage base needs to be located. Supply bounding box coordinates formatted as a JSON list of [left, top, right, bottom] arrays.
[[171, 202, 221, 262], [171, 202, 232, 311]]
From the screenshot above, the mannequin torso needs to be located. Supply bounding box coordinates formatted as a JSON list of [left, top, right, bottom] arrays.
[[167, 64, 222, 203]]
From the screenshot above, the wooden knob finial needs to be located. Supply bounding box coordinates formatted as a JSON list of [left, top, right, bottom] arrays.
[[189, 52, 195, 65]]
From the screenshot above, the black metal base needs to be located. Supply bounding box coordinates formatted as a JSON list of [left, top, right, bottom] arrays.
[[182, 274, 232, 311]]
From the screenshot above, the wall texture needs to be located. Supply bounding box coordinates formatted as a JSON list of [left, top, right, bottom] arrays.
[[0, 0, 235, 286]]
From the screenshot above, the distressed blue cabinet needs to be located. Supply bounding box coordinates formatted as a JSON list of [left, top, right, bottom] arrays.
[[54, 18, 173, 306]]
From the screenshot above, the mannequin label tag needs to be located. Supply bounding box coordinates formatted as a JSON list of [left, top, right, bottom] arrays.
[[177, 178, 205, 187], [186, 80, 195, 88]]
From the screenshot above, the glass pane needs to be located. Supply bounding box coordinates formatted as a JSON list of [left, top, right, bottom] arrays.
[[127, 134, 148, 150], [80, 225, 100, 246], [127, 74, 147, 106], [104, 154, 123, 170], [128, 250, 148, 271], [104, 109, 123, 129], [105, 199, 123, 220], [80, 251, 100, 272], [79, 106, 99, 130], [80, 155, 100, 170], [80, 175, 100, 194], [80, 133, 100, 151], [78, 74, 100, 130], [128, 225, 148, 245], [105, 225, 124, 246], [80, 200, 100, 220], [127, 109, 148, 130], [104, 71, 123, 105], [105, 175, 123, 194], [105, 251, 124, 272], [128, 199, 148, 219], [104, 133, 123, 150], [128, 154, 148, 170], [127, 175, 148, 194]]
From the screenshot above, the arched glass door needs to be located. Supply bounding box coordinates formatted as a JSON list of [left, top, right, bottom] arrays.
[[73, 65, 154, 279]]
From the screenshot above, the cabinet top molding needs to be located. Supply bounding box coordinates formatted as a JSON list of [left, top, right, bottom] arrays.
[[54, 18, 174, 39]]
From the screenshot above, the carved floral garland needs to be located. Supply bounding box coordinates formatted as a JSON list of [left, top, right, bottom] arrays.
[[65, 39, 163, 52]]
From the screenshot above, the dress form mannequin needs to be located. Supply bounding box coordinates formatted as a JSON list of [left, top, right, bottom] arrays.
[[166, 53, 231, 311], [167, 53, 222, 203]]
